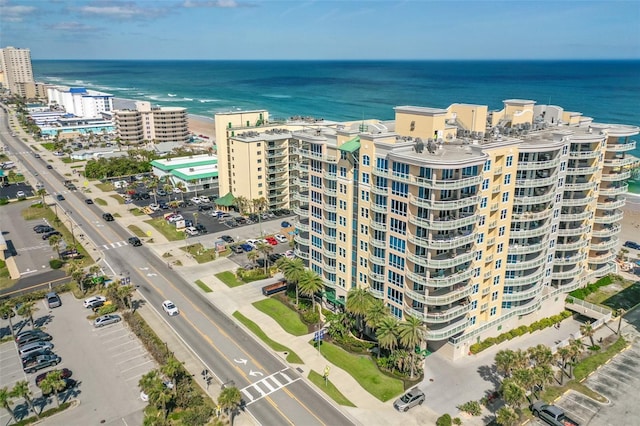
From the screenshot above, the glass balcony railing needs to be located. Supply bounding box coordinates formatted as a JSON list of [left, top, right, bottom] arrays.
[[589, 238, 617, 251], [555, 239, 588, 251], [600, 170, 631, 181], [553, 253, 587, 266]]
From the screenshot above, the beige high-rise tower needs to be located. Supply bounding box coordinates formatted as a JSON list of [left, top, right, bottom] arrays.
[[0, 46, 35, 97]]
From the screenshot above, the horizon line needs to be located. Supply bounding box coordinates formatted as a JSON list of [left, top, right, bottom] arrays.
[[32, 58, 640, 62]]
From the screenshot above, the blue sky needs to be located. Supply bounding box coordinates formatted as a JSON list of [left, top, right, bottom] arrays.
[[1, 0, 639, 60]]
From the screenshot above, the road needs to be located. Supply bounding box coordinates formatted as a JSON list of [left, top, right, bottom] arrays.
[[1, 107, 354, 426]]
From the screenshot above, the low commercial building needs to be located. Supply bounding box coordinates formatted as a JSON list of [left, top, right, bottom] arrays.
[[150, 154, 218, 193]]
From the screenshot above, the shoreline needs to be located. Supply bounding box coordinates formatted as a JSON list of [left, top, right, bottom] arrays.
[[188, 114, 216, 142]]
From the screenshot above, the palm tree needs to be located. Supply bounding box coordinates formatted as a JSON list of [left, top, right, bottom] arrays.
[[0, 386, 16, 423], [567, 338, 583, 378], [155, 384, 174, 420], [0, 303, 16, 336], [495, 349, 517, 378], [161, 357, 183, 392], [364, 298, 388, 331], [37, 188, 47, 204], [68, 260, 86, 293], [512, 368, 536, 400], [48, 234, 62, 259], [580, 322, 596, 347], [616, 308, 625, 335], [233, 196, 249, 215], [176, 182, 185, 202], [346, 288, 373, 337], [533, 364, 554, 394], [218, 386, 242, 425], [117, 285, 135, 310], [11, 380, 38, 419], [495, 406, 519, 426], [398, 315, 427, 378], [256, 242, 273, 275], [139, 370, 161, 397], [247, 250, 260, 267], [528, 344, 553, 367], [376, 316, 399, 355], [555, 346, 572, 384], [39, 370, 66, 407], [193, 212, 199, 226], [297, 269, 324, 312], [17, 301, 37, 329], [276, 257, 305, 305], [500, 378, 526, 409]]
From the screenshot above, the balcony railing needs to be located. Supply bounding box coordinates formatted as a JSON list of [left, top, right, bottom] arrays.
[[408, 232, 475, 250], [505, 254, 547, 270], [591, 224, 621, 237], [517, 157, 561, 170], [509, 226, 550, 238], [600, 170, 631, 181], [555, 239, 588, 251], [408, 194, 480, 211], [501, 285, 544, 302], [563, 196, 595, 207], [593, 210, 624, 224], [588, 252, 616, 264], [407, 250, 475, 269], [405, 268, 474, 288], [515, 175, 557, 188], [294, 221, 309, 232], [553, 253, 587, 266], [408, 214, 477, 231], [504, 268, 545, 286], [569, 151, 600, 159], [294, 235, 309, 246], [514, 192, 556, 205], [551, 267, 582, 280], [557, 225, 591, 237], [596, 198, 625, 210], [599, 184, 628, 197], [509, 240, 546, 254], [605, 141, 636, 152], [423, 286, 474, 305], [560, 211, 592, 221], [368, 254, 386, 266], [589, 238, 617, 251], [604, 157, 634, 167], [565, 181, 597, 191], [294, 249, 309, 260], [566, 166, 599, 175]]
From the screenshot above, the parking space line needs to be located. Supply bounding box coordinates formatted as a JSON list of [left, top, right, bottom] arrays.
[[111, 346, 145, 358], [562, 395, 598, 414], [117, 352, 148, 366], [125, 371, 149, 383], [598, 370, 634, 385], [100, 333, 131, 344], [107, 340, 138, 351], [121, 359, 154, 374], [93, 326, 127, 336], [588, 377, 624, 394]]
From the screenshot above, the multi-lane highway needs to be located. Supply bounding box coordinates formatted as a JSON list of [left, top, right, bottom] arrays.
[[0, 107, 354, 426]]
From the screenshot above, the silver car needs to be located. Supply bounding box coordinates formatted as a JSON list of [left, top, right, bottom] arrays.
[[93, 314, 121, 328], [393, 388, 425, 412]]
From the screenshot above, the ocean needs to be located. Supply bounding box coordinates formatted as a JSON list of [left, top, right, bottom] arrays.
[[32, 59, 640, 189]]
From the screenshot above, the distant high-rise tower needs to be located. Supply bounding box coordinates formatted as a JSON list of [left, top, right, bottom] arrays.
[[0, 46, 35, 97]]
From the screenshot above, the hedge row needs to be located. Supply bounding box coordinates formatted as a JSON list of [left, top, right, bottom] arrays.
[[569, 275, 615, 300], [469, 311, 572, 354]]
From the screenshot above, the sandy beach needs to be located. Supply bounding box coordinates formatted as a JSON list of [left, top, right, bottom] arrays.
[[621, 196, 640, 247], [188, 114, 216, 142]]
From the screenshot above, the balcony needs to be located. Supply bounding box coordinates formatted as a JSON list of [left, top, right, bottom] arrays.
[[323, 262, 337, 273], [426, 319, 470, 340], [606, 140, 636, 152], [502, 285, 544, 302], [597, 198, 625, 210], [600, 170, 631, 181], [408, 214, 477, 231], [294, 249, 309, 260], [514, 192, 556, 205], [569, 150, 600, 159], [551, 267, 582, 280], [563, 196, 595, 207], [368, 254, 386, 266], [566, 166, 600, 175], [510, 226, 549, 238], [413, 175, 483, 190], [371, 186, 387, 195], [323, 187, 337, 196], [324, 204, 337, 213], [371, 203, 387, 214], [589, 238, 618, 251], [408, 194, 480, 211], [515, 176, 557, 188], [560, 210, 592, 221], [554, 253, 587, 266], [324, 234, 337, 243], [408, 232, 475, 250], [368, 287, 384, 299], [407, 250, 475, 269], [565, 181, 597, 191], [293, 206, 309, 216], [404, 300, 472, 323], [494, 166, 503, 175], [322, 278, 337, 289], [323, 218, 337, 228], [599, 184, 628, 197], [294, 235, 309, 246], [369, 272, 385, 282], [423, 285, 473, 305], [604, 157, 634, 167], [509, 240, 546, 254], [505, 268, 545, 286], [555, 239, 588, 251], [370, 238, 386, 249], [406, 268, 474, 288], [505, 254, 547, 270], [588, 252, 616, 264], [491, 185, 502, 194], [324, 171, 337, 180], [517, 157, 561, 170], [370, 221, 387, 231], [557, 225, 590, 237], [295, 148, 336, 162], [591, 224, 621, 237], [294, 221, 309, 232], [293, 192, 309, 203], [593, 210, 624, 224]]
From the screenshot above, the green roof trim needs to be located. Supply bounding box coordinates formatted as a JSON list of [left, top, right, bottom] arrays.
[[171, 169, 218, 181], [215, 192, 235, 207], [151, 158, 217, 172], [339, 136, 361, 153]]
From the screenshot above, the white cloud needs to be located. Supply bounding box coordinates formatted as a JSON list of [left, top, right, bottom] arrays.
[[0, 0, 36, 22], [183, 0, 252, 8]]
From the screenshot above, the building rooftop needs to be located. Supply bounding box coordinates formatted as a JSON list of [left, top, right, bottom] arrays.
[[151, 154, 218, 171], [171, 163, 219, 181]]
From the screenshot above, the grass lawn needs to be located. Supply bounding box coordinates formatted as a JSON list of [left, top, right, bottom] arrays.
[[129, 208, 144, 216], [109, 194, 125, 204], [195, 279, 213, 293], [574, 336, 627, 381], [41, 142, 56, 151], [94, 198, 107, 206], [144, 218, 183, 241], [308, 370, 356, 407], [0, 259, 16, 290], [181, 243, 217, 263], [317, 341, 404, 402], [128, 225, 147, 238], [95, 182, 113, 192], [233, 311, 303, 364], [216, 271, 246, 288], [253, 298, 308, 336]]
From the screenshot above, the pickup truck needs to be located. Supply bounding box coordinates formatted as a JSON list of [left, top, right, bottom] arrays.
[[530, 402, 579, 426], [262, 279, 287, 296]]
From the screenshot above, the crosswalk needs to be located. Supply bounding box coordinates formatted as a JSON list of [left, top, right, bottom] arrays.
[[240, 368, 300, 406], [102, 240, 128, 250]]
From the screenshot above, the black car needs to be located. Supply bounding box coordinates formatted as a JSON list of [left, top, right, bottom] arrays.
[[85, 198, 94, 204], [220, 235, 235, 243], [102, 213, 114, 221], [60, 249, 81, 260], [195, 224, 208, 234], [128, 237, 142, 246], [256, 258, 272, 268], [42, 230, 61, 240], [35, 368, 72, 387], [15, 329, 52, 344], [198, 204, 213, 211], [624, 241, 640, 250], [33, 225, 54, 233], [235, 217, 247, 224], [269, 253, 284, 263], [46, 165, 53, 169], [56, 194, 65, 201]]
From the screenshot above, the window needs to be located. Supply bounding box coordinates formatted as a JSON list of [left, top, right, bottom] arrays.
[[472, 283, 479, 294], [389, 253, 405, 269], [340, 167, 347, 177], [562, 146, 568, 155], [360, 207, 369, 219], [339, 216, 347, 226], [493, 276, 500, 286], [504, 173, 511, 185], [389, 236, 406, 253], [361, 190, 369, 201], [359, 241, 368, 251], [478, 215, 486, 226], [495, 259, 502, 269], [339, 200, 347, 209], [484, 160, 492, 172], [480, 197, 487, 208], [490, 307, 497, 316], [360, 224, 368, 235], [498, 226, 505, 237], [500, 209, 507, 220], [471, 300, 478, 310], [391, 181, 408, 196], [491, 291, 499, 301], [482, 179, 490, 190], [477, 233, 484, 244], [362, 155, 370, 166], [339, 232, 346, 242], [362, 172, 370, 184], [390, 200, 407, 216], [506, 155, 513, 167], [390, 218, 407, 235], [502, 192, 509, 202], [476, 250, 483, 261]]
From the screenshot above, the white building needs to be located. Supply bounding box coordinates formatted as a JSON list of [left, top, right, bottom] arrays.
[[46, 86, 114, 118], [150, 154, 218, 193]]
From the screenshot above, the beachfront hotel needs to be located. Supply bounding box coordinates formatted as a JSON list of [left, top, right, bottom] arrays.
[[113, 101, 189, 145], [215, 100, 639, 359], [0, 46, 45, 99], [46, 86, 114, 118]]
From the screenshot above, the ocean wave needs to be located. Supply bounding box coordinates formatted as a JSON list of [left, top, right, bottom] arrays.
[[183, 98, 194, 101], [199, 99, 222, 103], [168, 93, 177, 97], [262, 94, 292, 99], [147, 95, 185, 102]]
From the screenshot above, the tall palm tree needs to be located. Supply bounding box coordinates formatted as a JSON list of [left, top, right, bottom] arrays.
[[555, 346, 572, 384], [528, 344, 554, 368], [496, 406, 519, 426], [376, 316, 399, 355], [512, 368, 536, 400], [193, 212, 199, 226], [233, 196, 249, 215], [533, 364, 554, 394], [297, 269, 324, 311], [616, 308, 625, 335], [139, 370, 161, 397], [176, 182, 185, 202], [17, 301, 37, 329], [38, 370, 66, 407], [500, 378, 526, 409], [364, 298, 388, 331], [67, 260, 85, 293], [161, 357, 183, 392], [0, 303, 16, 336], [218, 386, 242, 425], [256, 242, 273, 275], [37, 188, 47, 204], [247, 250, 260, 267], [567, 338, 583, 378], [276, 257, 305, 305], [0, 386, 16, 423], [48, 234, 62, 259], [346, 288, 373, 337], [398, 315, 427, 378], [116, 285, 135, 310], [11, 380, 38, 419], [155, 384, 174, 420], [580, 322, 596, 347]]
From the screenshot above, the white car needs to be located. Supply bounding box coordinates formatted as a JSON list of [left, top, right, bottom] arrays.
[[246, 239, 259, 248], [274, 234, 288, 243], [184, 226, 199, 236], [83, 295, 107, 308], [198, 196, 210, 203], [16, 191, 26, 198], [148, 203, 160, 211], [173, 187, 183, 194], [162, 300, 179, 316], [284, 249, 295, 259], [190, 197, 202, 204], [168, 214, 184, 223]]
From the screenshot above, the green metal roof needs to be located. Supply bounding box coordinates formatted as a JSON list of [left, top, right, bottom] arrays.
[[215, 192, 235, 207], [171, 169, 218, 181], [339, 136, 360, 153], [151, 158, 217, 172]]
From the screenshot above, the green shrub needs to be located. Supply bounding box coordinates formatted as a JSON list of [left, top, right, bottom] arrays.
[[0, 197, 8, 205], [457, 400, 482, 416], [96, 304, 117, 315], [301, 309, 320, 325], [569, 275, 614, 300], [49, 259, 64, 269], [436, 413, 452, 426], [452, 418, 462, 426]]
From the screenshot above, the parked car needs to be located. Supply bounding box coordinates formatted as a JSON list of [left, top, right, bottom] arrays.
[[156, 189, 167, 196], [284, 249, 295, 259], [19, 341, 55, 358], [42, 230, 61, 240], [102, 213, 115, 221], [281, 221, 291, 228], [220, 235, 234, 243], [624, 241, 640, 250], [60, 249, 81, 260], [16, 190, 26, 198], [198, 204, 213, 211], [83, 295, 107, 308], [230, 245, 244, 254], [240, 243, 253, 252], [198, 196, 210, 203], [46, 165, 53, 169], [33, 225, 54, 233], [269, 253, 283, 263], [85, 198, 94, 204], [246, 239, 259, 248], [94, 314, 121, 327], [274, 234, 288, 243], [167, 214, 184, 223], [149, 203, 160, 211], [190, 197, 202, 204], [195, 224, 208, 234], [128, 237, 142, 247], [265, 236, 278, 246], [45, 292, 62, 309], [184, 226, 199, 236], [15, 329, 52, 345], [393, 388, 425, 412], [23, 354, 61, 373], [162, 300, 179, 316], [35, 368, 72, 386], [530, 402, 580, 426]]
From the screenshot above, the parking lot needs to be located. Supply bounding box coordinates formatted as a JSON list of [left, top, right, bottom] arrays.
[[0, 293, 155, 425]]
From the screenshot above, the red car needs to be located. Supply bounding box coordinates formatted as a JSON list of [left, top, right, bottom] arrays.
[[265, 237, 278, 246]]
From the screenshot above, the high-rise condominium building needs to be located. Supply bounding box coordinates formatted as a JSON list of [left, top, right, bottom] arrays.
[[113, 101, 189, 145], [0, 46, 35, 97], [215, 100, 638, 359]]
